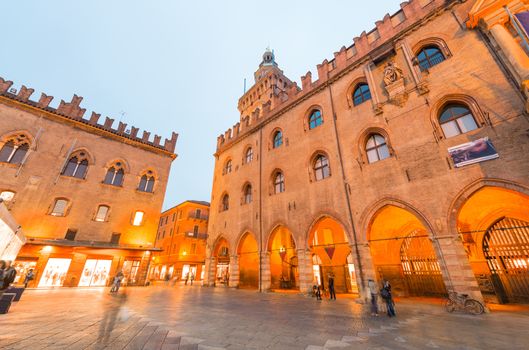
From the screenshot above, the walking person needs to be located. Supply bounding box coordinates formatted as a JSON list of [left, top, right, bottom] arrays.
[[2, 261, 17, 290], [24, 269, 35, 288], [110, 271, 124, 293], [368, 279, 379, 316], [190, 273, 195, 286], [184, 272, 189, 286], [0, 260, 6, 291], [381, 280, 396, 317], [328, 274, 336, 300]]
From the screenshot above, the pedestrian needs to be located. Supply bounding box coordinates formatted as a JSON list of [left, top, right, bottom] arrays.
[[184, 272, 189, 285], [164, 273, 170, 285], [380, 280, 396, 317], [0, 260, 6, 290], [190, 273, 195, 286], [368, 279, 379, 316], [24, 269, 35, 288], [110, 271, 124, 293], [328, 274, 336, 300], [2, 261, 17, 290]]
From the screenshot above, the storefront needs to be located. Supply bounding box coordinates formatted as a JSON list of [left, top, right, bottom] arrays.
[[14, 240, 156, 288]]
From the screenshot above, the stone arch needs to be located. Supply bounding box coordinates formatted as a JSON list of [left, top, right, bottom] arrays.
[[266, 223, 299, 290], [211, 235, 232, 256], [236, 231, 259, 289], [304, 212, 352, 244], [104, 158, 130, 173], [346, 76, 371, 108], [0, 129, 34, 146], [265, 222, 297, 251], [412, 36, 452, 58], [429, 93, 489, 141], [69, 147, 94, 165]]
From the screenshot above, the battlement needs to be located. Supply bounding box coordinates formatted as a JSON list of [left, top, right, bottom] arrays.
[[0, 77, 178, 154], [216, 0, 456, 152]]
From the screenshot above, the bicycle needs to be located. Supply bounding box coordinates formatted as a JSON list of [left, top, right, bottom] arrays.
[[445, 291, 485, 315]]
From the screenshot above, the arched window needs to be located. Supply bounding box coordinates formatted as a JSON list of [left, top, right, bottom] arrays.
[[245, 147, 253, 164], [132, 211, 144, 226], [103, 162, 125, 186], [353, 83, 372, 106], [62, 152, 89, 179], [51, 198, 69, 217], [0, 134, 30, 164], [439, 104, 478, 138], [308, 110, 323, 129], [313, 154, 330, 181], [366, 134, 390, 164], [221, 194, 230, 211], [95, 205, 110, 222], [416, 46, 445, 71], [224, 159, 232, 174], [138, 171, 155, 193], [274, 172, 285, 194], [243, 184, 252, 204], [0, 191, 15, 202], [273, 130, 283, 148]]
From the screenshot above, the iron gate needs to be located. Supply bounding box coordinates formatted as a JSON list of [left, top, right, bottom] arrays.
[[400, 234, 447, 297], [483, 217, 529, 303]]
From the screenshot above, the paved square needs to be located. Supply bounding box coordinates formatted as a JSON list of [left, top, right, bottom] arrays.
[[1, 286, 528, 349]]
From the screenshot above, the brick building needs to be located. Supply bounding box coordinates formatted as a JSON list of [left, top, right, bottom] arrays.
[[149, 200, 209, 283], [0, 77, 177, 288], [205, 0, 529, 305]]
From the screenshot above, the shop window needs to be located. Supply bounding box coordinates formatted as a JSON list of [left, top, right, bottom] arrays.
[[313, 154, 330, 181], [353, 83, 372, 106], [95, 205, 110, 222], [308, 109, 323, 130], [62, 152, 89, 179], [38, 258, 72, 287], [138, 171, 155, 193], [78, 259, 112, 287], [416, 46, 446, 71], [103, 162, 125, 186], [132, 211, 144, 226], [51, 199, 69, 217], [439, 104, 478, 138], [64, 229, 77, 241], [366, 134, 390, 164]]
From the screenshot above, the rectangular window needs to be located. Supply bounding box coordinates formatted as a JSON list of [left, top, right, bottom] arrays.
[[51, 199, 68, 216], [111, 233, 121, 244], [64, 229, 77, 241], [95, 205, 109, 222], [195, 209, 201, 218], [193, 225, 199, 235], [172, 212, 176, 221], [132, 211, 144, 226]]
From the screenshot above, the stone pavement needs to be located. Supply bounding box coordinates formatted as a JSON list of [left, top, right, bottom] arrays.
[[0, 285, 528, 349]]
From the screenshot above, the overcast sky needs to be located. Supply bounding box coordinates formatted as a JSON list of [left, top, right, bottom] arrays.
[[1, 1, 404, 209]]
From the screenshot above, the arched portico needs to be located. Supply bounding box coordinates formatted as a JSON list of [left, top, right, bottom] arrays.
[[212, 237, 230, 286], [237, 232, 259, 289], [267, 225, 298, 290]]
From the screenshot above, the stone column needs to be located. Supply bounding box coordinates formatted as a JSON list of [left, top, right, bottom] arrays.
[[204, 256, 216, 287], [229, 255, 239, 288], [297, 249, 313, 294], [490, 23, 529, 80], [260, 251, 271, 291], [352, 243, 378, 301]]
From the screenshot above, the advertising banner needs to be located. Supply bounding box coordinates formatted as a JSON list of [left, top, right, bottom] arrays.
[[448, 137, 498, 168]]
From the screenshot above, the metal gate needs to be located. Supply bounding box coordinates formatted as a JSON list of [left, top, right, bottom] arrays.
[[483, 217, 529, 303], [400, 234, 447, 297]]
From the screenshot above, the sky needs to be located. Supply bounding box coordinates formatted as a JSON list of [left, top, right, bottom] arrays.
[[1, 0, 404, 210]]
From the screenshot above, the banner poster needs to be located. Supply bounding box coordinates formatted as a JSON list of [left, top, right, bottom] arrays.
[[448, 137, 498, 168]]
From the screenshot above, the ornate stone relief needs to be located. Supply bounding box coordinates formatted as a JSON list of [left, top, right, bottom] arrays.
[[383, 61, 408, 106]]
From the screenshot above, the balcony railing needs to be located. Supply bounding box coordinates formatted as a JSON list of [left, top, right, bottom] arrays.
[[187, 214, 209, 221], [185, 232, 208, 239]]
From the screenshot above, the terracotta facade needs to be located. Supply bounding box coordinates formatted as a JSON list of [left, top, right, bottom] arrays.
[[0, 79, 177, 288], [206, 0, 529, 304], [149, 200, 209, 283]]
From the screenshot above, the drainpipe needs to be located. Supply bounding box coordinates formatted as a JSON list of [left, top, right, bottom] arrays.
[[325, 72, 366, 291]]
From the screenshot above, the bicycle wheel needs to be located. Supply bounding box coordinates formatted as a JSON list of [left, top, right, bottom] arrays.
[[445, 299, 456, 313], [464, 299, 484, 315]]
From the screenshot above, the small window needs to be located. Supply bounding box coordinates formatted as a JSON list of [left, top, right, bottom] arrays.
[[0, 191, 15, 202], [274, 172, 285, 194], [195, 209, 202, 218], [313, 155, 330, 181], [353, 83, 372, 106], [104, 163, 124, 186], [273, 130, 283, 148], [193, 225, 199, 234], [95, 205, 110, 222], [64, 229, 77, 241], [110, 233, 121, 244], [62, 152, 89, 179], [417, 46, 445, 71], [138, 171, 155, 193], [245, 147, 254, 164], [132, 211, 144, 226], [221, 194, 230, 211], [439, 104, 478, 138], [51, 199, 69, 217], [308, 110, 323, 130], [366, 134, 390, 164], [224, 159, 232, 174], [244, 184, 252, 204], [0, 134, 30, 165]]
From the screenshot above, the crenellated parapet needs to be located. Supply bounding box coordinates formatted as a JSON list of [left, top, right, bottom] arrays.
[[0, 77, 178, 154], [216, 0, 458, 152]]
